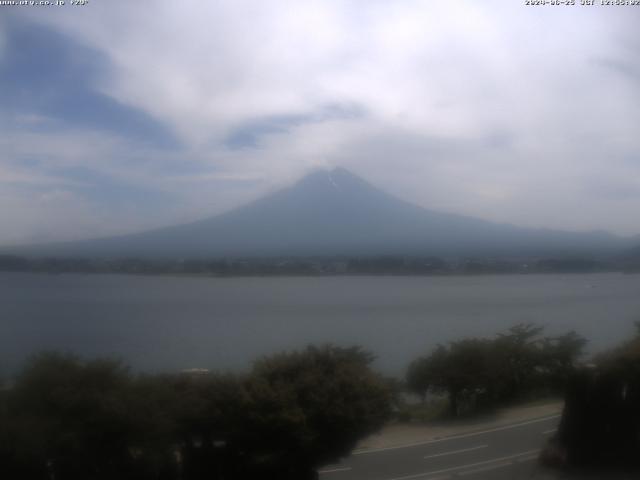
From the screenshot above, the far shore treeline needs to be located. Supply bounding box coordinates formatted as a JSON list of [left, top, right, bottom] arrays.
[[2, 323, 640, 478], [2, 253, 639, 276]]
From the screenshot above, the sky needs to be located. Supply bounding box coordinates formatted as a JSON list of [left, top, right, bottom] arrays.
[[1, 0, 639, 246]]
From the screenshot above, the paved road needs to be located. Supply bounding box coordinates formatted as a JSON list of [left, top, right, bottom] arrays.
[[318, 415, 560, 480]]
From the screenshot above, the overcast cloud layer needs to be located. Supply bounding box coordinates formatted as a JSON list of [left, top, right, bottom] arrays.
[[1, 0, 639, 246]]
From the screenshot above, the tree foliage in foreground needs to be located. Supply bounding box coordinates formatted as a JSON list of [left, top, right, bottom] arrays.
[[0, 346, 391, 480], [406, 324, 587, 416], [547, 322, 640, 468]]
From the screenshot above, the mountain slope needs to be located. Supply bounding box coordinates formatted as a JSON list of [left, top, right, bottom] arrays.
[[7, 168, 633, 258]]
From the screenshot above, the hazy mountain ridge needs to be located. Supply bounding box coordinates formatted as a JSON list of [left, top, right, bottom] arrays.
[[4, 168, 635, 259]]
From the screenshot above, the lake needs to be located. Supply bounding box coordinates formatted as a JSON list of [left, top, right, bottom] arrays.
[[1, 272, 640, 377]]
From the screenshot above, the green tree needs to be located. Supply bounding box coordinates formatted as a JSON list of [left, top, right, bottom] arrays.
[[0, 346, 392, 480], [492, 323, 545, 400], [3, 352, 140, 480], [406, 356, 432, 401], [550, 324, 640, 468], [539, 330, 587, 392], [244, 345, 391, 478], [409, 341, 493, 417], [406, 325, 587, 418]]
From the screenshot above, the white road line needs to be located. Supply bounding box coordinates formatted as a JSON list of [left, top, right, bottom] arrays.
[[542, 428, 557, 435], [459, 452, 538, 476], [353, 415, 560, 455], [318, 466, 352, 474], [381, 450, 540, 480], [517, 453, 540, 462], [423, 444, 488, 460], [458, 461, 512, 476]]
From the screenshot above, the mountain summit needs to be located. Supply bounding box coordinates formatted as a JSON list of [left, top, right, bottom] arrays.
[[9, 168, 631, 258]]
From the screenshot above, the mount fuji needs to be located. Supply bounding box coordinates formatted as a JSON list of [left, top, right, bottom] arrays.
[[6, 168, 632, 259]]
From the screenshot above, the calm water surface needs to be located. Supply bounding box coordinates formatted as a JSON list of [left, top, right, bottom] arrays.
[[1, 272, 640, 376]]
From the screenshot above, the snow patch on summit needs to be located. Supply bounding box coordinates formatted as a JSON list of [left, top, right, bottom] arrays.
[[327, 172, 340, 190]]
